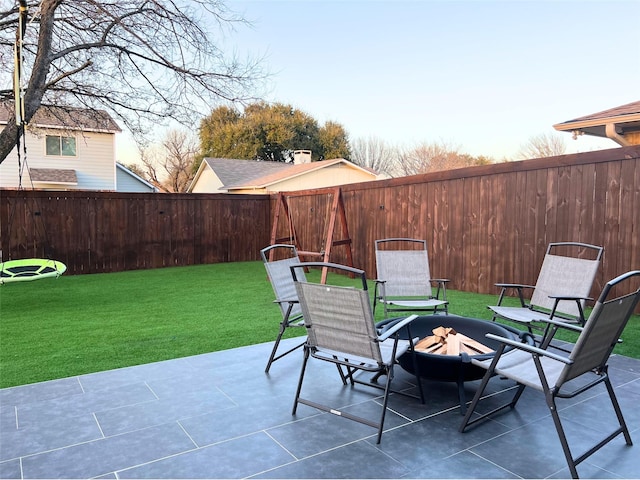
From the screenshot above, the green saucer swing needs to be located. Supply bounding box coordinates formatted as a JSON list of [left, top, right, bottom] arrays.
[[0, 258, 67, 284]]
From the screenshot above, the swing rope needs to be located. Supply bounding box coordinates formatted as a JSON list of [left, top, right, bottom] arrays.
[[0, 0, 65, 283]]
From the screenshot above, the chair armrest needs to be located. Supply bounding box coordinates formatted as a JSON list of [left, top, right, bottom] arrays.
[[430, 279, 449, 300], [484, 333, 571, 364], [495, 283, 535, 289], [548, 294, 592, 302], [534, 316, 585, 350], [377, 314, 418, 341], [494, 283, 535, 307], [274, 298, 298, 306], [547, 295, 590, 326], [540, 317, 584, 333]]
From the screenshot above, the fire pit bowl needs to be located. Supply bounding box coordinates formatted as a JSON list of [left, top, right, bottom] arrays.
[[377, 314, 532, 412]]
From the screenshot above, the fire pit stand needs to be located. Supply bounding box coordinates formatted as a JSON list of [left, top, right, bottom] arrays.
[[377, 314, 533, 414]]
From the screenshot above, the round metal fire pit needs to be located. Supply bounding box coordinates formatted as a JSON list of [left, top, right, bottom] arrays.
[[377, 314, 532, 412]]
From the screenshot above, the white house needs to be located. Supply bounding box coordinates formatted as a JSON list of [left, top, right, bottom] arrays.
[[188, 150, 380, 194], [0, 102, 151, 192]]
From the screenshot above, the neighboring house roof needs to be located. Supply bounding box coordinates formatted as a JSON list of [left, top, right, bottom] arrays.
[[29, 168, 78, 185], [553, 100, 640, 146], [187, 157, 378, 193], [201, 158, 292, 189], [0, 101, 121, 133], [225, 158, 376, 190]]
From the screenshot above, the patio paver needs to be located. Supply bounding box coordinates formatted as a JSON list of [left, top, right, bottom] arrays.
[[1, 338, 639, 479]]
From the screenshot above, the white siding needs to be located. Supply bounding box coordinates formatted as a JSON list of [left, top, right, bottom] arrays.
[[116, 166, 156, 193], [190, 166, 224, 193], [0, 128, 116, 190]]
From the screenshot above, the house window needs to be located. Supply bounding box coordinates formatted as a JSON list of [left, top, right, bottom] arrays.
[[46, 135, 77, 156]]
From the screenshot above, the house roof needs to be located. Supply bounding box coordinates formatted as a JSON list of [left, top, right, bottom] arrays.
[[189, 157, 378, 193], [202, 158, 292, 190], [553, 100, 640, 139], [0, 102, 121, 133], [225, 158, 376, 190], [29, 168, 78, 185]]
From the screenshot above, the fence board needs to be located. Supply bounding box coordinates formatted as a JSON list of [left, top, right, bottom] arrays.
[[1, 145, 638, 308]]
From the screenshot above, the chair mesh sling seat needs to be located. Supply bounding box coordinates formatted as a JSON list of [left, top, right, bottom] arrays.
[[291, 262, 425, 444], [373, 238, 449, 317], [489, 242, 603, 335], [460, 270, 640, 479], [261, 244, 307, 373]]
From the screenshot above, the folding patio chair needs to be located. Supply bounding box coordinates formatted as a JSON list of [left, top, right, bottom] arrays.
[[291, 262, 425, 444], [489, 242, 603, 336], [460, 270, 640, 479], [261, 244, 307, 373], [373, 238, 449, 317]]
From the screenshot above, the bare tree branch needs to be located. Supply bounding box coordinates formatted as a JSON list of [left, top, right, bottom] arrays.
[[517, 132, 567, 159], [349, 135, 398, 176], [0, 0, 267, 163], [140, 129, 197, 192]]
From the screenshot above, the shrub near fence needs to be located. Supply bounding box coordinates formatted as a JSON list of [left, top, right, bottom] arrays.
[[1, 145, 639, 301]]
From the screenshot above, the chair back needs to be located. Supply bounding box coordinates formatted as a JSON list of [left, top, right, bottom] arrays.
[[375, 238, 433, 297], [292, 262, 383, 364], [261, 244, 304, 320], [530, 242, 603, 318], [558, 270, 640, 386]]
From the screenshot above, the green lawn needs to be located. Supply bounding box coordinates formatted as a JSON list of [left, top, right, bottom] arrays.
[[1, 261, 638, 388]]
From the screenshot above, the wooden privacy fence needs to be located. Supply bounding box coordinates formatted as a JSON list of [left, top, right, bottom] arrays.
[[1, 145, 638, 299], [0, 192, 271, 274], [271, 145, 640, 299]]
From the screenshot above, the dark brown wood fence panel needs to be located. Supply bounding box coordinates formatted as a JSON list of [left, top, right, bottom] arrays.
[[1, 145, 638, 305], [0, 192, 271, 274]]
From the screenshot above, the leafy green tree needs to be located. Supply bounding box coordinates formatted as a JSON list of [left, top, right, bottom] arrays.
[[199, 102, 351, 162], [319, 121, 351, 160]]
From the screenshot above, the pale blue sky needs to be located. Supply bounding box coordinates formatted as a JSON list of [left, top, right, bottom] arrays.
[[121, 0, 640, 161]]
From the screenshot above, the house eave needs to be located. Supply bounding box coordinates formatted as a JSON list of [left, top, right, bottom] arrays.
[[553, 113, 640, 138]]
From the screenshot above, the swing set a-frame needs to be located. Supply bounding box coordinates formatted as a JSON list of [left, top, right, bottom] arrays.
[[268, 187, 354, 283]]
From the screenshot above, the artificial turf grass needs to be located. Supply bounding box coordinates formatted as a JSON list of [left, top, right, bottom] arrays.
[[0, 261, 280, 388], [1, 261, 638, 388]]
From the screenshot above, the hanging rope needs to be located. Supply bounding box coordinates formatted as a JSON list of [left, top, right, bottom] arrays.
[[0, 0, 65, 282]]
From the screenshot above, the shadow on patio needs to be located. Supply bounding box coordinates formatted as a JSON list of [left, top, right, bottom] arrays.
[[1, 337, 639, 479]]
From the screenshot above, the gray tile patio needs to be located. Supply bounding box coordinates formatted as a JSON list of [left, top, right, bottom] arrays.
[[1, 338, 639, 479]]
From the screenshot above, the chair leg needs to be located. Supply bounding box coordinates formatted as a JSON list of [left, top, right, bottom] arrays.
[[265, 323, 287, 373], [546, 392, 579, 479], [605, 378, 633, 446], [265, 324, 305, 373], [292, 347, 310, 415], [459, 346, 524, 432], [459, 366, 492, 432], [376, 366, 393, 444]]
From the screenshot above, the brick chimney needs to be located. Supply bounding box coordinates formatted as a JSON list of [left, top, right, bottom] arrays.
[[293, 150, 312, 164]]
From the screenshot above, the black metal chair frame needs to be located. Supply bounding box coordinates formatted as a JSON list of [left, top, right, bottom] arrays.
[[460, 270, 639, 479], [261, 244, 306, 373], [291, 261, 425, 444]]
